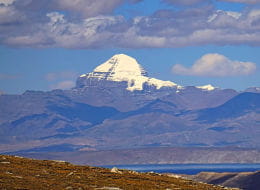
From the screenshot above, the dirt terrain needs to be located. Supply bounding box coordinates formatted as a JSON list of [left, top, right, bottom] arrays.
[[0, 155, 240, 190]]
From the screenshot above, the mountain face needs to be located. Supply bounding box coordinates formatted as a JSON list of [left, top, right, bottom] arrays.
[[77, 54, 179, 91], [72, 54, 183, 112], [197, 92, 260, 122], [69, 54, 238, 112], [0, 54, 259, 159]]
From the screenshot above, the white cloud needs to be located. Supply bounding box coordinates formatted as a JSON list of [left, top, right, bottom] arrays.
[[163, 0, 207, 6], [50, 80, 75, 90], [0, 0, 16, 6], [208, 10, 241, 22], [45, 13, 125, 48], [164, 0, 260, 6], [45, 71, 78, 90], [0, 1, 260, 48], [54, 0, 123, 18], [45, 71, 78, 81], [172, 53, 257, 77], [4, 34, 49, 47], [218, 0, 260, 4], [248, 9, 260, 18], [0, 5, 24, 24]]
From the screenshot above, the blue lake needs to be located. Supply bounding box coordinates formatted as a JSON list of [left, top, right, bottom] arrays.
[[102, 163, 260, 175]]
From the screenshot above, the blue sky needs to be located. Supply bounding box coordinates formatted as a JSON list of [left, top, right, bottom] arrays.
[[0, 0, 259, 94]]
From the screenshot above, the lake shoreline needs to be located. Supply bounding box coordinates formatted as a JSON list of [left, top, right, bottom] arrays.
[[101, 163, 260, 175]]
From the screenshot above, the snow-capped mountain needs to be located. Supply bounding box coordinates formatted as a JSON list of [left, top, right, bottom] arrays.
[[78, 54, 180, 91], [76, 54, 222, 94], [0, 53, 259, 161], [71, 54, 236, 111]]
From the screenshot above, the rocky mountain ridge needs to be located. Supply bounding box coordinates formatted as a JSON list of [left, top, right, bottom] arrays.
[[0, 54, 259, 163], [78, 54, 179, 91]]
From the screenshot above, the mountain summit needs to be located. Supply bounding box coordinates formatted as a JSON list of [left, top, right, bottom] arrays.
[[79, 54, 179, 91], [1, 54, 259, 159]]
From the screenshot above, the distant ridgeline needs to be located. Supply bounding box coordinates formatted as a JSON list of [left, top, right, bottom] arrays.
[[0, 54, 259, 164]]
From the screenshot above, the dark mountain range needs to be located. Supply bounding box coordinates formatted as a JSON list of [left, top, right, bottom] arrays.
[[197, 92, 260, 123], [0, 54, 259, 163], [14, 147, 260, 166]]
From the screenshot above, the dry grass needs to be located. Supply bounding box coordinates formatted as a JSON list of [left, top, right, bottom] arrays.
[[0, 155, 238, 190]]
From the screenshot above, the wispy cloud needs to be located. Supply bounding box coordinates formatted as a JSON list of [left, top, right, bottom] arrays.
[[50, 80, 75, 90], [53, 0, 123, 18], [163, 0, 208, 6], [45, 71, 78, 90], [218, 0, 260, 4], [0, 73, 20, 79], [164, 0, 260, 5], [0, 0, 15, 6], [45, 71, 78, 81], [172, 53, 257, 77]]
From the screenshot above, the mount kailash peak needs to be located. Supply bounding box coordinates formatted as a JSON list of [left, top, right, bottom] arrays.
[[1, 53, 259, 158], [78, 54, 215, 92]]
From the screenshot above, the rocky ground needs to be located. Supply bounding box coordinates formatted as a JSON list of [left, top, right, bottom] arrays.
[[0, 155, 239, 190], [189, 171, 260, 190]]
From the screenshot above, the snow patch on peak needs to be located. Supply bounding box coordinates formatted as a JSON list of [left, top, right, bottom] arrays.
[[196, 84, 216, 91], [80, 54, 180, 91], [80, 74, 86, 77], [93, 54, 147, 78]]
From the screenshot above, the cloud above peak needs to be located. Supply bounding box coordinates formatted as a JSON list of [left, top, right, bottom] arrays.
[[45, 71, 78, 90], [0, 0, 15, 6], [172, 53, 257, 77], [164, 0, 260, 5], [50, 80, 75, 90], [218, 0, 260, 4], [0, 1, 260, 48], [54, 0, 123, 18], [163, 0, 207, 6]]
